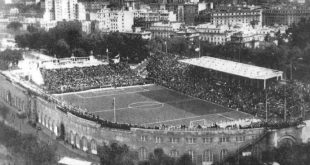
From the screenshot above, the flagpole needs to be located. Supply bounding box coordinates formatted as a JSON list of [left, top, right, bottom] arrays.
[[113, 97, 116, 123]]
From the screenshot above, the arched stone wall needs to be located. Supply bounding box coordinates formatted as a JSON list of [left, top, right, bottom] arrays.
[[82, 136, 88, 151], [75, 133, 81, 149], [70, 131, 74, 145], [139, 147, 148, 160], [91, 139, 97, 154], [278, 135, 296, 146], [203, 150, 214, 163]]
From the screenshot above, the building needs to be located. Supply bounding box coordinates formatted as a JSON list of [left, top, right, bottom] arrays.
[[230, 24, 265, 48], [43, 0, 55, 22], [149, 22, 182, 38], [133, 9, 177, 22], [81, 20, 92, 34], [54, 0, 78, 21], [196, 23, 233, 45], [173, 27, 199, 41], [43, 0, 86, 22], [198, 8, 262, 27], [91, 8, 134, 32], [263, 6, 310, 26], [122, 27, 152, 40], [184, 3, 198, 25]]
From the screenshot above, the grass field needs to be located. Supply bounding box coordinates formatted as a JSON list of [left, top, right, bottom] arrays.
[[54, 85, 254, 127]]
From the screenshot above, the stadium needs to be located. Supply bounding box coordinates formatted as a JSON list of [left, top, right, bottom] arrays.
[[0, 51, 307, 165]]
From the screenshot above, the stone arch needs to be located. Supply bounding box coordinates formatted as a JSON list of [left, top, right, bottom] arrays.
[[47, 117, 51, 130], [50, 119, 54, 131], [38, 111, 42, 123], [278, 135, 296, 147], [70, 131, 74, 145], [139, 147, 148, 160], [219, 149, 228, 161], [43, 115, 47, 127], [53, 121, 58, 136], [188, 149, 196, 162], [75, 134, 80, 149], [82, 136, 88, 151], [90, 139, 97, 155], [203, 150, 213, 163]]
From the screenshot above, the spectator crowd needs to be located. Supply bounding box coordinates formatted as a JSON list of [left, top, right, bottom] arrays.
[[29, 55, 309, 131], [147, 52, 310, 122], [41, 63, 146, 93]]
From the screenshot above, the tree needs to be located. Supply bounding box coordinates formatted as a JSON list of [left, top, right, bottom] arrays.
[[27, 25, 39, 33], [55, 39, 70, 58], [0, 49, 23, 70], [98, 142, 138, 165], [0, 105, 9, 120], [7, 21, 23, 31], [147, 148, 175, 165], [175, 154, 193, 165]]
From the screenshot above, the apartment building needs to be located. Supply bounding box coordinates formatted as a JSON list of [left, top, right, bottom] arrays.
[[263, 6, 310, 26], [196, 23, 233, 45], [199, 8, 262, 26], [91, 8, 134, 32], [149, 22, 182, 38]]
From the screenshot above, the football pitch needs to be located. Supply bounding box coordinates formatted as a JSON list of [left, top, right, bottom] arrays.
[[54, 85, 254, 127]]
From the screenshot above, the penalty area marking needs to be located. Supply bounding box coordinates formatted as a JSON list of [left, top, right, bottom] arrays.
[[91, 98, 195, 113], [74, 88, 150, 99], [142, 113, 237, 125]]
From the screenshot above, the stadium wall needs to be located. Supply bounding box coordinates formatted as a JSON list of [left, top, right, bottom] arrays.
[[0, 73, 308, 165]]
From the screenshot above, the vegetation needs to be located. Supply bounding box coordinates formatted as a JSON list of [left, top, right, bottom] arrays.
[[261, 143, 310, 165], [7, 21, 23, 31], [13, 17, 310, 80], [97, 142, 138, 165], [0, 49, 23, 70], [15, 21, 149, 63], [0, 120, 56, 165]]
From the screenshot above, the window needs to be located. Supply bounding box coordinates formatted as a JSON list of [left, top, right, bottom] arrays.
[[236, 136, 246, 142], [139, 147, 148, 160], [186, 138, 196, 144], [219, 137, 230, 143], [170, 150, 179, 157], [141, 135, 147, 142], [203, 137, 213, 143], [220, 149, 228, 161], [203, 150, 213, 162], [188, 150, 195, 162], [155, 136, 162, 143], [169, 137, 180, 143]]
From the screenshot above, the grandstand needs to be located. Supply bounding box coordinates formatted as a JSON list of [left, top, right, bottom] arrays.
[[179, 56, 284, 89]]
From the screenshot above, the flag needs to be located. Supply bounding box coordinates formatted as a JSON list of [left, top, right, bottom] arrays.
[[113, 54, 120, 64]]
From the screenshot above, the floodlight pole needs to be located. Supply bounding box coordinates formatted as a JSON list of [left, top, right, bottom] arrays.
[[265, 90, 268, 123], [284, 83, 287, 121], [113, 97, 116, 123]]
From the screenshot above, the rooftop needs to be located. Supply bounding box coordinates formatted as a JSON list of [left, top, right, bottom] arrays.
[[179, 56, 283, 80]]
